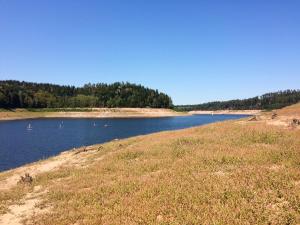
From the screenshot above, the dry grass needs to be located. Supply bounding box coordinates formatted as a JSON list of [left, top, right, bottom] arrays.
[[276, 103, 300, 117], [1, 106, 300, 224]]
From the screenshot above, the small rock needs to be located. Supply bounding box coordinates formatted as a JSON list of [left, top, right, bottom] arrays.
[[248, 116, 258, 121], [18, 173, 33, 184], [74, 146, 87, 155], [291, 118, 300, 127], [271, 113, 277, 119], [156, 215, 163, 222]]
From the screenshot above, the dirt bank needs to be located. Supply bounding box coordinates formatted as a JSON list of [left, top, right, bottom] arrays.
[[0, 108, 186, 121], [189, 109, 261, 115]]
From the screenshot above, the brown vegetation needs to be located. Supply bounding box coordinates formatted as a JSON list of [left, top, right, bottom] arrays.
[[0, 104, 300, 224]]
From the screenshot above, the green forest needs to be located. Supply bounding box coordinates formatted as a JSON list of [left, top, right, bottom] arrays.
[[1, 80, 299, 111], [0, 80, 173, 108], [175, 90, 300, 111]]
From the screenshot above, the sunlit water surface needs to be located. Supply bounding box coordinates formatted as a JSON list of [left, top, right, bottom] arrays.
[[0, 114, 248, 171]]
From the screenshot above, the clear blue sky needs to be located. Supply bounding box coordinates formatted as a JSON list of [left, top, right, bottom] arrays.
[[0, 0, 299, 105]]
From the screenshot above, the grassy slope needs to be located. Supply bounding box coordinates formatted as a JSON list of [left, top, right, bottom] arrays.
[[1, 106, 300, 224], [276, 102, 300, 117]]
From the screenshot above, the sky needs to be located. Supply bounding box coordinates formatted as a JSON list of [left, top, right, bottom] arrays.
[[0, 0, 299, 105]]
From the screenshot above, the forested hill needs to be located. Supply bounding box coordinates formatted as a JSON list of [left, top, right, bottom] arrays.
[[0, 80, 173, 108], [175, 90, 300, 111]]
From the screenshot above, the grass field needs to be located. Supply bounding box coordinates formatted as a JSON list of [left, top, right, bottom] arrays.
[[0, 106, 299, 224]]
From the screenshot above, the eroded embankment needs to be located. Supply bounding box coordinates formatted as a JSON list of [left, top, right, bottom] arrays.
[[0, 108, 186, 121]]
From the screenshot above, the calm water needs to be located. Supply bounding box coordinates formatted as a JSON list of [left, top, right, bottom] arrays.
[[0, 115, 247, 172]]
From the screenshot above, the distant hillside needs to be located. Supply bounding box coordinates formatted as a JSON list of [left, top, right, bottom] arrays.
[[0, 80, 173, 108], [176, 90, 300, 111]]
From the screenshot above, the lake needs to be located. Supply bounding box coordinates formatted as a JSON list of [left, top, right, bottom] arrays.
[[0, 114, 247, 172]]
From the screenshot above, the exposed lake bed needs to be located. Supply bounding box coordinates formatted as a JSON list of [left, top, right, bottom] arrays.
[[0, 108, 185, 121]]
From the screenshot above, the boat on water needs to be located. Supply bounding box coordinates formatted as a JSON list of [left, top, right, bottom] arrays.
[[27, 124, 33, 130]]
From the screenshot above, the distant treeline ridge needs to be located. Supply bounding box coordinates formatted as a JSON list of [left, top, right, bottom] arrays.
[[175, 90, 300, 111], [0, 80, 173, 108]]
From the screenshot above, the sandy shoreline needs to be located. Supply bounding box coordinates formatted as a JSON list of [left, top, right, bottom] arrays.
[[0, 108, 186, 121], [189, 109, 261, 115], [0, 108, 261, 121]]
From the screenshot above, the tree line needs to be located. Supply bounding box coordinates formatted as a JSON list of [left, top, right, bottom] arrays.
[[0, 80, 173, 108], [175, 90, 300, 111]]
